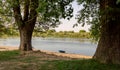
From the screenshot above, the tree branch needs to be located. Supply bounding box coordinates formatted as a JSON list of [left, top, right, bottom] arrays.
[[27, 0, 38, 25], [23, 0, 30, 22], [12, 0, 23, 27]]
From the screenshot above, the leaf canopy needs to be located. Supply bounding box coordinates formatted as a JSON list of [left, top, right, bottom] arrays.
[[76, 0, 100, 40], [37, 0, 73, 27], [0, 0, 73, 28]]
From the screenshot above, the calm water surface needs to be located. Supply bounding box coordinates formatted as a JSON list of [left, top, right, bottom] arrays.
[[0, 37, 97, 56]]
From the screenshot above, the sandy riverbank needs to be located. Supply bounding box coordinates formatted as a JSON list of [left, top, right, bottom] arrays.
[[0, 46, 92, 59], [0, 46, 18, 51]]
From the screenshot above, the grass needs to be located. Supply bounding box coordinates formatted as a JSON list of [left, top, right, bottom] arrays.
[[0, 50, 20, 61], [0, 50, 120, 70], [40, 60, 120, 70], [53, 60, 120, 70]]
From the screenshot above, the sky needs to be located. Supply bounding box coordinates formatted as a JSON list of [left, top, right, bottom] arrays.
[[55, 0, 91, 32]]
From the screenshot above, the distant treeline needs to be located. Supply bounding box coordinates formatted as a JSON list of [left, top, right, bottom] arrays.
[[0, 25, 19, 38], [0, 27, 90, 38], [33, 29, 91, 38]]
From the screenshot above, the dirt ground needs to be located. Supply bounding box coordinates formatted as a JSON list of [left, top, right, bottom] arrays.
[[0, 51, 71, 70], [0, 46, 92, 70], [0, 46, 92, 59]]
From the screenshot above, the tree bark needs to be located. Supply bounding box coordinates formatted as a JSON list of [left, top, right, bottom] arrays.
[[19, 25, 33, 51], [93, 0, 120, 64], [13, 0, 38, 51]]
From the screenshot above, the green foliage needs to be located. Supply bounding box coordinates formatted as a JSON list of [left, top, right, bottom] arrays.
[[0, 0, 13, 23], [76, 0, 120, 41], [68, 31, 74, 33], [76, 0, 100, 40], [33, 30, 90, 38], [36, 0, 74, 28], [0, 24, 19, 38], [0, 0, 74, 37], [47, 29, 56, 33], [116, 0, 120, 4], [0, 24, 6, 36], [38, 0, 73, 21], [0, 0, 12, 16], [0, 0, 17, 37], [79, 30, 86, 33]]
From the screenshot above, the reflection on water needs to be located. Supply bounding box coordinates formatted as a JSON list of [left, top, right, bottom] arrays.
[[0, 37, 97, 56]]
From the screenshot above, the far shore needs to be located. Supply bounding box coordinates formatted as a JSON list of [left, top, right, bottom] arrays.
[[0, 46, 92, 59]]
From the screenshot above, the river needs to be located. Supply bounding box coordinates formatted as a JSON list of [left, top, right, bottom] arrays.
[[0, 37, 97, 56]]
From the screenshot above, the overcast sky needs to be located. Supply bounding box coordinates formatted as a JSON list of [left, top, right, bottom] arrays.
[[55, 0, 91, 32]]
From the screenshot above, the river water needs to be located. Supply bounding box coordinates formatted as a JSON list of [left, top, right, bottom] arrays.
[[0, 37, 97, 56]]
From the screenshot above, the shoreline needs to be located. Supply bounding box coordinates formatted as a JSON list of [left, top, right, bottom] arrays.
[[0, 46, 92, 59]]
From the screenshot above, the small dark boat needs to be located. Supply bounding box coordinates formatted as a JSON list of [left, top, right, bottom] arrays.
[[59, 50, 65, 53]]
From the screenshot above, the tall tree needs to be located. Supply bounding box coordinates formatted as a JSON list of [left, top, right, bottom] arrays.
[[77, 0, 120, 64], [0, 0, 73, 51]]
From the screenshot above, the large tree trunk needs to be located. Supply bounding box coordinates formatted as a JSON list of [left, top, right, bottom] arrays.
[[93, 0, 120, 64], [12, 0, 38, 51], [19, 25, 34, 51]]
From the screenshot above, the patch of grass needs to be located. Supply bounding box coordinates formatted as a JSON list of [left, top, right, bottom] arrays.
[[0, 51, 120, 70], [40, 61, 58, 70], [0, 50, 20, 61], [40, 60, 120, 70], [18, 56, 38, 63]]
